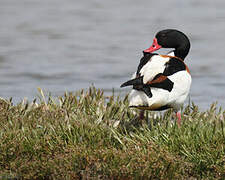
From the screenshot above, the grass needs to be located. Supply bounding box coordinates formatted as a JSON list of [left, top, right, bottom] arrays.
[[0, 87, 224, 179]]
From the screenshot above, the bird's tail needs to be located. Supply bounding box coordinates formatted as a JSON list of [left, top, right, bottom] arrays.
[[120, 76, 143, 88]]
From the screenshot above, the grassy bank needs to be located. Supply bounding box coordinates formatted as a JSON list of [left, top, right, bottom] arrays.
[[0, 87, 224, 179]]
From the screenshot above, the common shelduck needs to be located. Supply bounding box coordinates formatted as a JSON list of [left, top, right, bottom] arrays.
[[121, 29, 191, 126]]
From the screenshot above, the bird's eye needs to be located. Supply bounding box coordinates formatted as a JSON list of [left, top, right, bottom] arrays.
[[152, 45, 155, 47]]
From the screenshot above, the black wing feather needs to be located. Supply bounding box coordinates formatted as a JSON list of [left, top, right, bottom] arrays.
[[136, 53, 157, 76]]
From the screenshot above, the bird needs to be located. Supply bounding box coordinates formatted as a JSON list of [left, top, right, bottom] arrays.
[[120, 29, 192, 126]]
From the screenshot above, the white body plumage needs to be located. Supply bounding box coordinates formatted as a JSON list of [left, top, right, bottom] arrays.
[[128, 54, 192, 112]]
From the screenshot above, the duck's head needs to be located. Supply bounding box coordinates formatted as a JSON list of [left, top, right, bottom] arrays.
[[144, 29, 190, 60]]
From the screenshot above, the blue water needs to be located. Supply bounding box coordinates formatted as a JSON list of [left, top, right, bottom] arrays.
[[0, 0, 225, 109]]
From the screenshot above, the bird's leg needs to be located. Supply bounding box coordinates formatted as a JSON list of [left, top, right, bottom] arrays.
[[139, 110, 145, 120], [176, 111, 181, 127], [138, 110, 146, 126]]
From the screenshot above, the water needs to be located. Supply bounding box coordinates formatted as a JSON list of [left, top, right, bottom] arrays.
[[0, 0, 225, 109]]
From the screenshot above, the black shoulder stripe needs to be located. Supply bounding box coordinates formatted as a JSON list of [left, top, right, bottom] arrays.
[[147, 73, 174, 92], [163, 58, 186, 76], [152, 73, 164, 81], [142, 86, 152, 98], [136, 53, 157, 76], [149, 77, 174, 92]]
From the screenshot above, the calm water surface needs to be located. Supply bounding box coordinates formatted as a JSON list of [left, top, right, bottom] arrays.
[[0, 0, 225, 109]]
